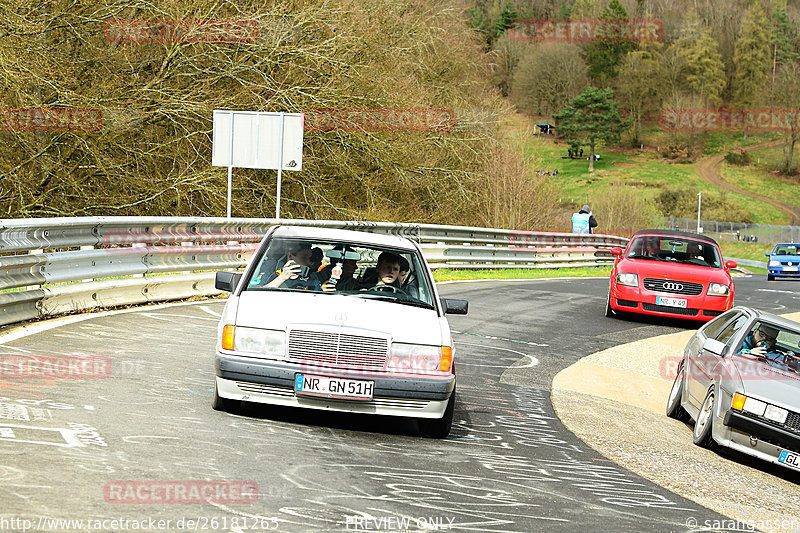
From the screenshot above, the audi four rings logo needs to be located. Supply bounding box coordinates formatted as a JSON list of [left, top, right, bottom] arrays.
[[662, 282, 684, 291]]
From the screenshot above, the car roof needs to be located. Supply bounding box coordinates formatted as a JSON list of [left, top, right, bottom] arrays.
[[271, 225, 418, 251], [631, 229, 719, 246], [773, 243, 799, 247], [733, 306, 800, 329]]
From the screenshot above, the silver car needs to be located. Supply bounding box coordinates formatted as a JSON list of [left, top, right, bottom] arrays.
[[212, 226, 468, 438], [667, 306, 800, 472]]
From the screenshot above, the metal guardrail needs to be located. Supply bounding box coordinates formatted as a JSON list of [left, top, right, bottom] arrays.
[[0, 217, 627, 328]]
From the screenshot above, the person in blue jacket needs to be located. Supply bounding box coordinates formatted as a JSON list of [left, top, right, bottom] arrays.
[[572, 204, 598, 234]]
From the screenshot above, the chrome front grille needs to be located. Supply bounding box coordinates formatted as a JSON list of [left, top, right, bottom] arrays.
[[643, 278, 703, 296], [287, 329, 388, 371]]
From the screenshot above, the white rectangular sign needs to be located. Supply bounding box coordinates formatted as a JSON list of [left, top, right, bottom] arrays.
[[212, 110, 303, 171]]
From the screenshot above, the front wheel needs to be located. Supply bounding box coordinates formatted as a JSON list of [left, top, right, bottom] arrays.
[[767, 275, 775, 281], [692, 388, 717, 449], [605, 286, 616, 318], [418, 390, 455, 438], [665, 364, 690, 422]]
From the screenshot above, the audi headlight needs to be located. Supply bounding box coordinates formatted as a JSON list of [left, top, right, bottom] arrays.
[[616, 273, 639, 287], [232, 327, 286, 359], [769, 260, 780, 267], [708, 282, 730, 296], [388, 343, 449, 374]]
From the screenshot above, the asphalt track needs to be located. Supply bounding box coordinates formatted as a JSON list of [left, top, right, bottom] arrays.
[[0, 275, 798, 533]]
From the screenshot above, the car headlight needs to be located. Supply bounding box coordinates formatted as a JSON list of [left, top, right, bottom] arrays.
[[732, 393, 788, 424], [769, 260, 780, 267], [227, 326, 286, 359], [616, 273, 638, 287], [708, 282, 730, 296], [388, 343, 451, 373]]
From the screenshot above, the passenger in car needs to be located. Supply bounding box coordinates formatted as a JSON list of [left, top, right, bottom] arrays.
[[686, 242, 704, 261], [265, 241, 322, 291], [321, 245, 360, 292]]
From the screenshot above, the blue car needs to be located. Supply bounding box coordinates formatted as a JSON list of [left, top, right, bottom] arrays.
[[766, 243, 800, 281]]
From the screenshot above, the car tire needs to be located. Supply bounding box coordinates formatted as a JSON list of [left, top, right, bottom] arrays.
[[418, 390, 455, 438], [605, 286, 616, 318], [692, 388, 717, 449], [212, 380, 241, 413], [666, 363, 691, 422], [767, 275, 775, 281]]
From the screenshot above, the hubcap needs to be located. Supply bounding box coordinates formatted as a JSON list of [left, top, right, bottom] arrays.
[[695, 394, 713, 436]]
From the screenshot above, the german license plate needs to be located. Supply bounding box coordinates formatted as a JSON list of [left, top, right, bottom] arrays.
[[783, 267, 798, 272], [778, 450, 800, 470], [656, 296, 687, 308], [294, 374, 374, 400]]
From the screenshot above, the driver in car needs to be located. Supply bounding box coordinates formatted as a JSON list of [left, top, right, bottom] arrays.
[[739, 324, 779, 358]]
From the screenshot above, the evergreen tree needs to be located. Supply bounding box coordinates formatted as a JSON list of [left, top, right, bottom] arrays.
[[468, 5, 493, 46], [584, 0, 637, 82], [493, 2, 519, 40], [553, 86, 630, 171], [771, 1, 800, 65], [732, 0, 771, 107], [616, 44, 665, 146], [557, 0, 573, 19], [677, 19, 726, 106], [570, 0, 601, 18]]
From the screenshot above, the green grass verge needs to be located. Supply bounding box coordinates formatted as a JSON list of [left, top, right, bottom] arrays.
[[433, 265, 612, 282]]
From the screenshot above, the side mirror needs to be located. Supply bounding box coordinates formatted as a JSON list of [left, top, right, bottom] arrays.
[[610, 247, 623, 257], [215, 271, 243, 292], [702, 337, 726, 357], [441, 298, 468, 315], [725, 260, 738, 269], [765, 253, 770, 257]]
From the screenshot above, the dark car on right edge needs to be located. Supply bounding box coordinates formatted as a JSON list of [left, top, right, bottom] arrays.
[[667, 306, 800, 473]]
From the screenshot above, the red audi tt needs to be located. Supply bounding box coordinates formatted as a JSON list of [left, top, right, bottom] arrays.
[[606, 230, 737, 322]]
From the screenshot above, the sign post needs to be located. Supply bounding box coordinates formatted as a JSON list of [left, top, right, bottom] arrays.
[[212, 110, 304, 219]]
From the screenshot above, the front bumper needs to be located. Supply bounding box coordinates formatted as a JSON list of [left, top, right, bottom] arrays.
[[215, 352, 454, 418], [768, 268, 800, 277], [715, 409, 800, 472], [610, 284, 731, 321]]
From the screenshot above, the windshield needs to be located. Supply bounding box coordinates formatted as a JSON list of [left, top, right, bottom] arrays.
[[626, 236, 722, 268], [244, 236, 434, 308], [772, 244, 800, 256]]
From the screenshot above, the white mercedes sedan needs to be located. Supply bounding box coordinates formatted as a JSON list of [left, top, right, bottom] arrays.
[[212, 225, 467, 438]]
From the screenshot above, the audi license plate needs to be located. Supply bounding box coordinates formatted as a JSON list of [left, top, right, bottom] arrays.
[[783, 267, 798, 272], [294, 374, 374, 400], [656, 296, 687, 308], [778, 450, 800, 470]]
